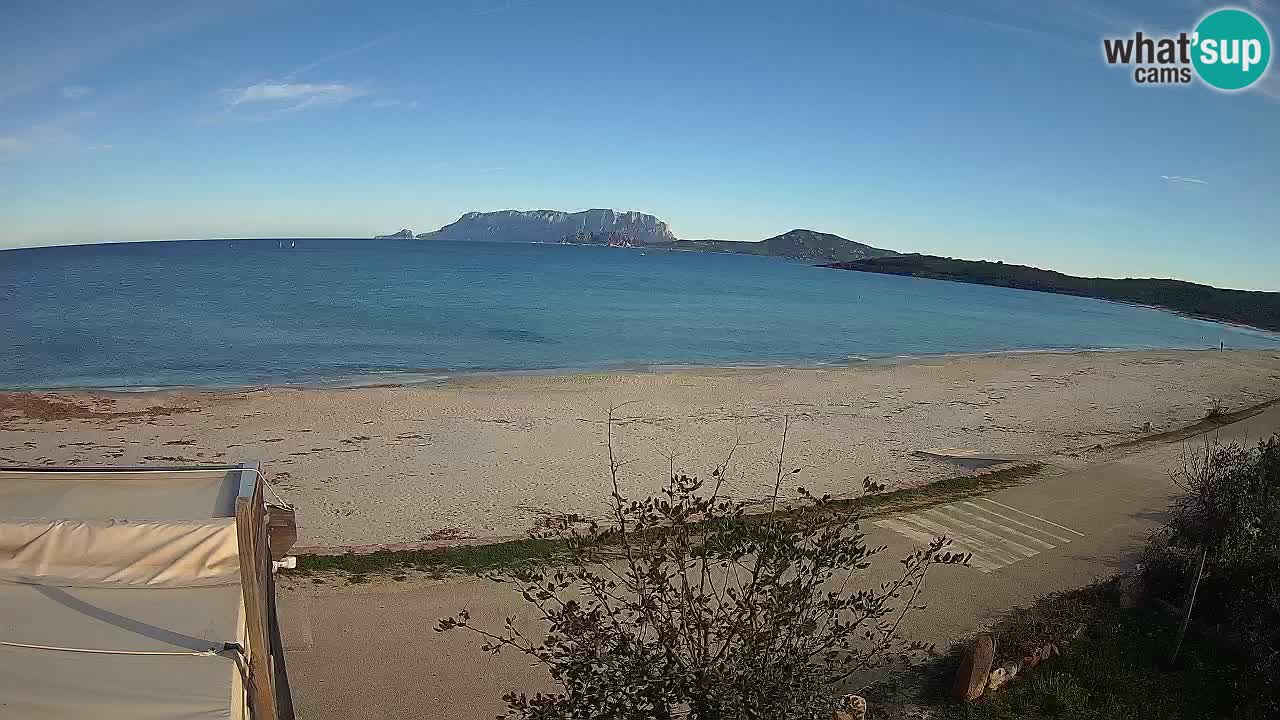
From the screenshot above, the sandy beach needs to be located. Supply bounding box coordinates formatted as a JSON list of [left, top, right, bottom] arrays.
[[3, 349, 1279, 547]]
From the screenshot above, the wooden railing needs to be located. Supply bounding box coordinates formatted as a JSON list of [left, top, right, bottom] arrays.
[[235, 462, 296, 720]]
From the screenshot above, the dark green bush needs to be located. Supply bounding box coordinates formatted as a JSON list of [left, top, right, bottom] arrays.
[[1144, 434, 1280, 713]]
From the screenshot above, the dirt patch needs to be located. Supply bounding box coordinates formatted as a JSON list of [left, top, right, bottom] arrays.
[[422, 526, 475, 542]]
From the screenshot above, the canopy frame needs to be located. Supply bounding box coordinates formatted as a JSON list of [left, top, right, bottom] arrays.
[[0, 461, 296, 720]]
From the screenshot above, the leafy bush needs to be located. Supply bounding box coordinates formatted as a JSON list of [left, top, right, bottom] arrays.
[[1144, 434, 1280, 713], [438, 415, 969, 719]]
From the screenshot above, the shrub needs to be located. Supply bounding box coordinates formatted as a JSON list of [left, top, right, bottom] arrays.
[[1144, 434, 1280, 713], [438, 414, 969, 719]]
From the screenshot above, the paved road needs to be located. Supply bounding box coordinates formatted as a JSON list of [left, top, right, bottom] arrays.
[[279, 405, 1280, 720]]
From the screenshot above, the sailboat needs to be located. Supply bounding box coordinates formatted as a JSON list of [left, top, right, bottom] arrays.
[[290, 241, 296, 248]]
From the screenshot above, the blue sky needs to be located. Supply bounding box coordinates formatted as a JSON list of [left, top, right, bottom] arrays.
[[1, 0, 1277, 290]]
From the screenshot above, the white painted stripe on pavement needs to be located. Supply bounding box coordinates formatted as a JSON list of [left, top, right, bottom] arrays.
[[921, 509, 1039, 558], [940, 505, 1057, 549], [897, 513, 1023, 566], [959, 501, 1072, 543], [873, 517, 938, 546], [980, 498, 1086, 537], [873, 518, 997, 572]]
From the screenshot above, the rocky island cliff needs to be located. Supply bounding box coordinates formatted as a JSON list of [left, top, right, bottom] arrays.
[[380, 210, 897, 263]]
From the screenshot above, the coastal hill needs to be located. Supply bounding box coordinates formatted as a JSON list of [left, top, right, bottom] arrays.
[[373, 229, 415, 239], [653, 229, 895, 262], [826, 253, 1280, 333], [559, 227, 895, 262], [415, 209, 677, 244]]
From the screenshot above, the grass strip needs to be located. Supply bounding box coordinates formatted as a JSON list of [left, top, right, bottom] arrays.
[[290, 537, 570, 577], [285, 463, 1044, 579]]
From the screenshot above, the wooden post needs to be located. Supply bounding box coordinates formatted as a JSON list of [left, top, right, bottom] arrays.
[[267, 561, 297, 720], [952, 632, 995, 701], [266, 505, 298, 561], [236, 476, 280, 720]]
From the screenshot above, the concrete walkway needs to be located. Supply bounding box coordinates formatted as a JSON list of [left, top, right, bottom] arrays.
[[279, 405, 1280, 720]]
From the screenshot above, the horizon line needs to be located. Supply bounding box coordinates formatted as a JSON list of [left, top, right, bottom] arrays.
[[2, 235, 1275, 294]]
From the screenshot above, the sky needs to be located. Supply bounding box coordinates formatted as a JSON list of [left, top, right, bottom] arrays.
[[1, 0, 1277, 290]]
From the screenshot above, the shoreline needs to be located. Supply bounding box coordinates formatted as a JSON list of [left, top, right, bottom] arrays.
[[4, 349, 1280, 547], [1, 345, 1259, 395]]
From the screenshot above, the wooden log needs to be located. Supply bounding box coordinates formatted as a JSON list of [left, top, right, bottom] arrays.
[[952, 632, 995, 701]]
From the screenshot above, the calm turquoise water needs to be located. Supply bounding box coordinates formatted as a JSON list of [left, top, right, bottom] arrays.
[[1, 239, 1275, 389]]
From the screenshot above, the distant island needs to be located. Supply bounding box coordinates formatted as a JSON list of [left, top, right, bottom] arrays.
[[825, 254, 1280, 333], [415, 209, 677, 245], [377, 210, 895, 263], [373, 229, 415, 240]]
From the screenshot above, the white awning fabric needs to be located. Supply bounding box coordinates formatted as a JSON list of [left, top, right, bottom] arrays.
[[0, 467, 251, 720], [0, 468, 242, 520], [0, 518, 240, 588], [0, 581, 246, 720]]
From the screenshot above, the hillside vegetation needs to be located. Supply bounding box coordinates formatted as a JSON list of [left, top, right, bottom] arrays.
[[827, 254, 1280, 332], [657, 229, 895, 262]]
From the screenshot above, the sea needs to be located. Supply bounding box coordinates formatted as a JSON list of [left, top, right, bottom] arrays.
[[1, 238, 1276, 390]]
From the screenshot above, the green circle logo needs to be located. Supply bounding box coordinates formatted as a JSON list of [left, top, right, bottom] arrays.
[[1193, 8, 1272, 90]]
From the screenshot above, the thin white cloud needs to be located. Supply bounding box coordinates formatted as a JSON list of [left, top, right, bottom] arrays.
[[1061, 0, 1149, 34], [896, 1, 1058, 40], [227, 82, 370, 112], [368, 98, 418, 109], [894, 0, 1139, 58], [1161, 175, 1209, 185], [231, 82, 354, 104], [1255, 71, 1280, 101], [60, 85, 91, 100], [474, 0, 536, 16], [0, 3, 247, 105], [0, 110, 97, 153], [287, 36, 396, 80], [281, 2, 535, 81]]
